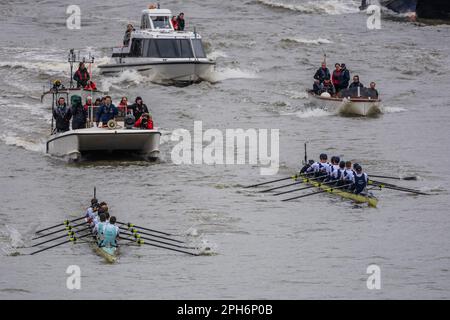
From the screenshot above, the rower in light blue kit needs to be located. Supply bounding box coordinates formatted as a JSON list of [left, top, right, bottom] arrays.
[[102, 216, 119, 248]]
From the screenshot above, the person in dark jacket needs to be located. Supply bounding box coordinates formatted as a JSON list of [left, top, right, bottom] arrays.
[[177, 13, 185, 31], [322, 79, 335, 96], [313, 80, 323, 94], [53, 97, 72, 133], [73, 62, 90, 88], [96, 96, 118, 127], [339, 63, 350, 89], [71, 95, 87, 130], [123, 24, 135, 46], [130, 97, 149, 121], [368, 82, 379, 98], [349, 75, 364, 89], [313, 62, 330, 84]]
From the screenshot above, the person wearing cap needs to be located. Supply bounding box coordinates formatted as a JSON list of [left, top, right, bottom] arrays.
[[352, 164, 368, 194], [53, 97, 72, 132], [130, 96, 149, 121], [307, 153, 331, 178], [134, 113, 154, 129], [339, 63, 350, 89]]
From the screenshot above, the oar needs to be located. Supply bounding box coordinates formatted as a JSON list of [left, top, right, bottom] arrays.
[[35, 216, 85, 234], [369, 174, 417, 181], [244, 175, 299, 189], [282, 183, 353, 202], [120, 227, 185, 244], [30, 233, 92, 255], [31, 226, 91, 247], [259, 174, 327, 193], [120, 232, 196, 250], [369, 180, 429, 195], [117, 221, 177, 237], [32, 221, 88, 240], [119, 236, 199, 256], [273, 184, 317, 196]]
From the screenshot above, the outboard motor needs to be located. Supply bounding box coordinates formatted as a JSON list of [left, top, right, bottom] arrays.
[[124, 113, 135, 129]]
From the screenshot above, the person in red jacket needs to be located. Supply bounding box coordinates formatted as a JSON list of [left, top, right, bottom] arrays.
[[171, 16, 179, 30], [332, 63, 341, 94], [84, 80, 97, 91], [134, 113, 153, 129], [74, 62, 90, 88]]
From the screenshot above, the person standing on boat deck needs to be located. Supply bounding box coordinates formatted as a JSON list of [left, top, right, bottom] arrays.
[[123, 24, 135, 46], [352, 164, 368, 194], [102, 216, 119, 248], [313, 62, 330, 84], [96, 96, 118, 127], [71, 95, 87, 130], [130, 97, 149, 121], [349, 75, 364, 89], [171, 16, 179, 30], [73, 62, 90, 88], [340, 63, 350, 89], [368, 82, 379, 98], [53, 97, 72, 132], [177, 13, 185, 31], [332, 63, 342, 93]]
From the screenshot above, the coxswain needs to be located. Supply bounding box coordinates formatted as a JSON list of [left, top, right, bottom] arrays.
[[85, 198, 99, 224], [300, 159, 315, 174], [352, 164, 368, 194], [102, 216, 120, 248]]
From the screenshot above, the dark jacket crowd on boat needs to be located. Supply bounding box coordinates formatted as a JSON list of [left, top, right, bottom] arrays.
[[129, 97, 149, 121], [71, 95, 87, 130], [53, 98, 72, 132], [73, 63, 90, 88]]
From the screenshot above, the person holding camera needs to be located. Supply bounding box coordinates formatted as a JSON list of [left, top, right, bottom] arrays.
[[134, 113, 154, 129]]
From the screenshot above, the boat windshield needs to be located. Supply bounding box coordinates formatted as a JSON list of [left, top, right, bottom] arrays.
[[130, 39, 207, 59], [151, 16, 171, 29]]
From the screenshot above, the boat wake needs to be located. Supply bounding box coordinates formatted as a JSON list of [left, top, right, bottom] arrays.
[[382, 106, 407, 113], [285, 107, 333, 118], [281, 37, 333, 45], [203, 67, 259, 83], [0, 134, 45, 153], [255, 0, 359, 15]]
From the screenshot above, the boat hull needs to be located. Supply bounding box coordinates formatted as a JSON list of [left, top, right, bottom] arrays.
[[301, 175, 378, 207], [98, 59, 215, 83], [46, 127, 161, 160], [91, 244, 118, 263], [308, 92, 382, 116]]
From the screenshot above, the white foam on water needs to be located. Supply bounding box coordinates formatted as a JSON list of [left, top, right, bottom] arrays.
[[256, 0, 359, 15], [383, 106, 407, 113], [4, 225, 25, 248], [207, 50, 229, 60], [203, 67, 259, 83], [98, 69, 150, 92], [282, 37, 333, 45], [285, 107, 332, 118], [1, 134, 45, 153]]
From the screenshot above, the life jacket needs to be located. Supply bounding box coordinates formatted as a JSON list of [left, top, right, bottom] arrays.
[[84, 81, 97, 91]]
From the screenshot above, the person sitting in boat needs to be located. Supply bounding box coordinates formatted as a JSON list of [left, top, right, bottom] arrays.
[[83, 80, 97, 91], [368, 82, 379, 98], [134, 113, 154, 130], [117, 96, 129, 117], [53, 97, 72, 133], [102, 216, 119, 248], [313, 62, 330, 84], [85, 198, 99, 224], [130, 96, 149, 121], [94, 213, 107, 240], [334, 161, 347, 186], [73, 62, 90, 88], [171, 16, 179, 30], [349, 75, 364, 89], [71, 95, 87, 130], [123, 24, 135, 46], [306, 153, 331, 178], [322, 79, 335, 96], [96, 96, 118, 127], [177, 13, 185, 31], [339, 63, 350, 89], [343, 161, 354, 185], [332, 63, 342, 93], [327, 156, 341, 181], [312, 80, 323, 95], [352, 164, 368, 195], [300, 159, 315, 174]]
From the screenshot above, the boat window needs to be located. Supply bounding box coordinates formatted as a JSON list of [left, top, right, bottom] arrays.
[[129, 39, 143, 57], [139, 39, 195, 58], [192, 39, 206, 58], [179, 39, 193, 58], [151, 16, 171, 29]]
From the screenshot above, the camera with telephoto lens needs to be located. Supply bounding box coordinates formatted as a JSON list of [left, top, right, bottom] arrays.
[[124, 113, 135, 129]]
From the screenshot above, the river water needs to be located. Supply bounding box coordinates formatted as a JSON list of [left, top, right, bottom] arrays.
[[0, 0, 449, 299]]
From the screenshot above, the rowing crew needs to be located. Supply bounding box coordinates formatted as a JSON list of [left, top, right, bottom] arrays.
[[85, 199, 119, 248], [300, 153, 369, 195]]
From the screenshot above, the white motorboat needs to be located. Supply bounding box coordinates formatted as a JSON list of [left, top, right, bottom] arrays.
[[98, 6, 216, 84], [307, 88, 382, 117]]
